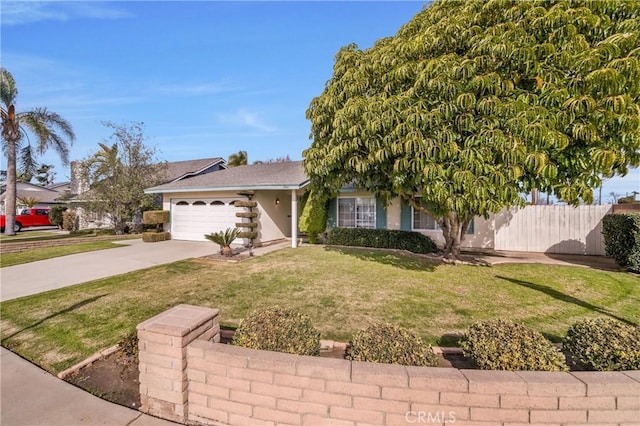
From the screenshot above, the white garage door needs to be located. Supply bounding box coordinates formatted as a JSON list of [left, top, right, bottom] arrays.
[[171, 198, 241, 241]]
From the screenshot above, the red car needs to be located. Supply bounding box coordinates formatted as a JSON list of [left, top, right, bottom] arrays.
[[0, 208, 53, 232]]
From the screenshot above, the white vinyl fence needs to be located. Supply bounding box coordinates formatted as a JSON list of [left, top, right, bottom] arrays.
[[493, 205, 613, 256]]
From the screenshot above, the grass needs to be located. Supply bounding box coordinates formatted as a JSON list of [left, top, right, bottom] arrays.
[[1, 245, 638, 374], [0, 242, 125, 268], [0, 231, 59, 241]]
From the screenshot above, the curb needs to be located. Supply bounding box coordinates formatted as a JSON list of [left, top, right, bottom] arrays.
[[57, 344, 120, 379]]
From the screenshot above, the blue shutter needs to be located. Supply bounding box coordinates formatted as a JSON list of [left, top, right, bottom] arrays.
[[375, 199, 387, 229], [326, 198, 337, 228], [467, 218, 475, 234], [400, 200, 412, 231]]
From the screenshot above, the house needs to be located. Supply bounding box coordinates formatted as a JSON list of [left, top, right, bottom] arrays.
[[146, 161, 611, 256], [0, 180, 69, 214], [144, 160, 488, 249], [145, 161, 309, 245], [70, 157, 227, 229]]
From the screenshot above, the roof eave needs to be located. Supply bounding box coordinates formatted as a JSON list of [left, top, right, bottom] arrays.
[[145, 180, 309, 194]]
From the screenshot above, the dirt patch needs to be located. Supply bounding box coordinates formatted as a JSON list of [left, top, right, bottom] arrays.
[[64, 348, 140, 409]]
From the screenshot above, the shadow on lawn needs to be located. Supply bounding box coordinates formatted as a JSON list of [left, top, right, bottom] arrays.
[[496, 276, 636, 326], [325, 246, 437, 271], [1, 294, 107, 342]]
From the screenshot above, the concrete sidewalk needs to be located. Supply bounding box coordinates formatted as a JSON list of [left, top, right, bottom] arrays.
[[1, 238, 291, 425], [1, 347, 178, 426]]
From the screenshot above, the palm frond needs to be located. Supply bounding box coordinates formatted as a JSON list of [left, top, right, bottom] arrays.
[[19, 108, 75, 164], [0, 67, 18, 108]]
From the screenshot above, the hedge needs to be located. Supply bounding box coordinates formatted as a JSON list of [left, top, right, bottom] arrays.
[[142, 210, 170, 225], [327, 227, 437, 254], [602, 213, 640, 272]]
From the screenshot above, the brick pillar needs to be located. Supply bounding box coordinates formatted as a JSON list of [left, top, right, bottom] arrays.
[[137, 304, 220, 423]]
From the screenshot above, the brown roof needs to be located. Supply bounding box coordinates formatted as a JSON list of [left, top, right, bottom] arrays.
[[0, 181, 66, 204], [164, 157, 225, 182], [146, 161, 308, 193]]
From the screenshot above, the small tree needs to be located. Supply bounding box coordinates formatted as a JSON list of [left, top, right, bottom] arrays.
[[49, 204, 67, 229], [79, 122, 167, 234], [17, 196, 40, 208], [205, 227, 241, 256]]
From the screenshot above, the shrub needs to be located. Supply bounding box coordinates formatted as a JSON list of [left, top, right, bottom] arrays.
[[327, 227, 437, 254], [62, 210, 78, 231], [142, 231, 170, 242], [345, 323, 438, 367], [233, 306, 320, 356], [118, 332, 139, 360], [48, 205, 67, 228], [142, 210, 169, 225], [205, 227, 240, 254], [602, 213, 640, 272], [460, 320, 567, 371], [563, 318, 640, 371]]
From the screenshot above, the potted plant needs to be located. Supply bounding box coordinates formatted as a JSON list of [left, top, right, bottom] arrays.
[[205, 227, 241, 256]]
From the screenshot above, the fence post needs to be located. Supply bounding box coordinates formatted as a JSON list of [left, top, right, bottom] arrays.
[[137, 304, 220, 423]]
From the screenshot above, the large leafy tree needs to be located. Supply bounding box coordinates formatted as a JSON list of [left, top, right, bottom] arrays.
[[304, 0, 640, 259], [80, 122, 167, 234], [1, 68, 75, 235]]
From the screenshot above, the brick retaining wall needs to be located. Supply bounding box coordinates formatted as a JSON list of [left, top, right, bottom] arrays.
[[138, 305, 640, 425]]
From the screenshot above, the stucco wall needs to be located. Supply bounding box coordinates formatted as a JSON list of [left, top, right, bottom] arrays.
[[138, 305, 640, 426], [384, 198, 496, 250]]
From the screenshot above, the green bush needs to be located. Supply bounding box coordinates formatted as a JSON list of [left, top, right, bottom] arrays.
[[345, 323, 438, 367], [327, 227, 438, 254], [602, 213, 640, 272], [48, 205, 67, 228], [142, 210, 169, 225], [233, 306, 320, 356], [460, 320, 567, 371], [142, 231, 170, 242], [563, 318, 640, 371]]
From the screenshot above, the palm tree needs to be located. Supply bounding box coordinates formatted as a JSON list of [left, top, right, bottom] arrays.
[[1, 68, 75, 235], [227, 150, 248, 167]]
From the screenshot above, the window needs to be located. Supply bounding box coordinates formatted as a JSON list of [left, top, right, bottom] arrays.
[[412, 205, 474, 234], [337, 197, 376, 229], [192, 201, 206, 206], [413, 208, 439, 230], [176, 201, 189, 206], [210, 201, 225, 206]]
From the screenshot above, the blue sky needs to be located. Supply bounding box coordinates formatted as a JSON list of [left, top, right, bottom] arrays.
[[1, 0, 638, 202]]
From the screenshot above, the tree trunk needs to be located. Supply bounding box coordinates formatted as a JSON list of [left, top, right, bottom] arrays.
[[440, 214, 463, 260], [439, 212, 472, 261], [4, 141, 18, 236]]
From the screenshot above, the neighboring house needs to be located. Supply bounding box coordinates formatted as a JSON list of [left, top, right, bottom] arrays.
[[69, 157, 227, 229], [146, 161, 612, 255], [145, 161, 309, 246], [0, 180, 68, 214]]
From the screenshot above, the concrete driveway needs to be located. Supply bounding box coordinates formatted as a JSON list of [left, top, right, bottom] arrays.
[[1, 239, 217, 301]]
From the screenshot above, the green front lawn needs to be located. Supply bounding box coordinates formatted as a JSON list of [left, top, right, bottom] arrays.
[[1, 245, 637, 373], [0, 242, 126, 268]]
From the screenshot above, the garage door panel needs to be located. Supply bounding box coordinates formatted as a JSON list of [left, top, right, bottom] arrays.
[[171, 198, 243, 242]]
